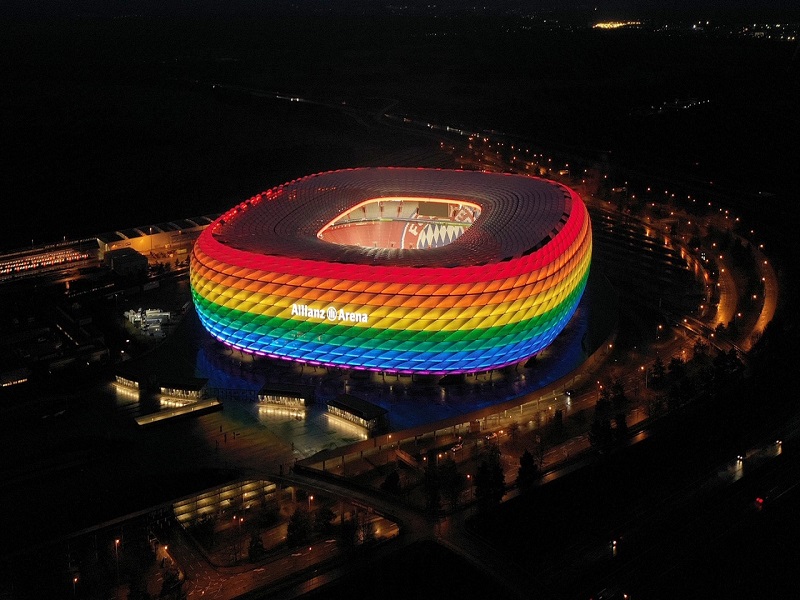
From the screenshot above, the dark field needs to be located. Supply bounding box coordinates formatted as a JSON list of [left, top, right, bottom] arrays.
[[2, 15, 798, 250]]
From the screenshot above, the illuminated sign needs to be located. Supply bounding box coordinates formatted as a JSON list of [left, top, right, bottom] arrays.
[[291, 303, 369, 324]]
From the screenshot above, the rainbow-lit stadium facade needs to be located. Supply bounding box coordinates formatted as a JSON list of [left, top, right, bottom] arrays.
[[190, 168, 592, 374]]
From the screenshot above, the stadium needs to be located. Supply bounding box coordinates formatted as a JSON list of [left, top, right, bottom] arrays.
[[190, 168, 592, 374]]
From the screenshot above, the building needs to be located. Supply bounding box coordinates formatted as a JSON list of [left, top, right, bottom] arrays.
[[159, 377, 209, 403], [103, 247, 148, 277], [327, 394, 388, 433], [114, 374, 141, 391], [172, 480, 280, 525], [97, 216, 218, 260], [257, 382, 315, 408], [190, 168, 592, 374]]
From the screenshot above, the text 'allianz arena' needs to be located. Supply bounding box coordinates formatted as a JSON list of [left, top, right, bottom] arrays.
[[190, 168, 592, 374]]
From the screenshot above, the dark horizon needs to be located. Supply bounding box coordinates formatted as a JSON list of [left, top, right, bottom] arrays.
[[3, 0, 800, 20], [2, 0, 798, 251]]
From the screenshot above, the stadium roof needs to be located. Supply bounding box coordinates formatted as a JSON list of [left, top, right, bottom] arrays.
[[212, 168, 575, 268]]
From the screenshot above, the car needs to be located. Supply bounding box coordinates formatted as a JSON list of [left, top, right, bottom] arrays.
[[451, 443, 463, 452], [485, 432, 497, 441]]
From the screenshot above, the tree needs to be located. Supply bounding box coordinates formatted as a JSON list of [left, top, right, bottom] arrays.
[[380, 470, 402, 495], [423, 463, 441, 514], [532, 434, 545, 468], [438, 458, 465, 510], [599, 383, 612, 404], [667, 383, 682, 410], [727, 348, 743, 372], [693, 339, 708, 360], [516, 449, 538, 494], [314, 506, 336, 536], [286, 510, 312, 548], [668, 356, 685, 381], [358, 516, 377, 544], [651, 355, 666, 387], [648, 395, 666, 418], [159, 567, 182, 599], [474, 444, 505, 510], [713, 347, 732, 382], [248, 532, 265, 562], [589, 415, 613, 454], [678, 377, 696, 404], [590, 390, 614, 453], [696, 364, 716, 394], [339, 517, 358, 548], [552, 409, 564, 436], [257, 505, 279, 528], [611, 378, 625, 398], [127, 567, 150, 600], [610, 378, 628, 411], [595, 392, 612, 420]]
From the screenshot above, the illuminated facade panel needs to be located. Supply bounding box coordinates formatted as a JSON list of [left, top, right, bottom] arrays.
[[190, 168, 592, 374]]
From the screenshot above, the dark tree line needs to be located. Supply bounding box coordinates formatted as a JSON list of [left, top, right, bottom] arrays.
[[422, 457, 466, 513], [589, 378, 629, 454], [474, 444, 505, 511]]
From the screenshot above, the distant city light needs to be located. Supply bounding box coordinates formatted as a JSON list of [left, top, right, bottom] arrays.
[[593, 21, 641, 30]]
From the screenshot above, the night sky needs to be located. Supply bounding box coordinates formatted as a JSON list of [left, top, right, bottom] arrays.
[[3, 0, 800, 19], [2, 0, 798, 250]]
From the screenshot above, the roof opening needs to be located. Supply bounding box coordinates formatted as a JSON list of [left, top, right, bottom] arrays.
[[317, 197, 481, 251]]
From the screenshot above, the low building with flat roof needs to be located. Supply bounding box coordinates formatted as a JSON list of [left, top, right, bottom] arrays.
[[258, 382, 315, 408], [159, 377, 209, 401], [103, 247, 148, 277], [97, 214, 221, 259], [327, 393, 388, 434]]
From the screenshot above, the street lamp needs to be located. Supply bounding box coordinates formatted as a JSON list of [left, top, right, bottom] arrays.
[[308, 495, 314, 511], [114, 539, 120, 583], [640, 365, 648, 388], [73, 576, 78, 597]]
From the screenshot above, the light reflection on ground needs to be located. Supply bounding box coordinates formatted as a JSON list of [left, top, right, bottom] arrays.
[[189, 293, 592, 459]]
